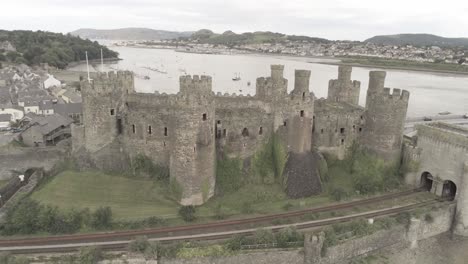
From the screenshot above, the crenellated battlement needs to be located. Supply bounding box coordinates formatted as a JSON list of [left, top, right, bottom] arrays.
[[179, 75, 212, 94], [82, 71, 135, 96], [327, 66, 361, 105], [379, 88, 410, 102]]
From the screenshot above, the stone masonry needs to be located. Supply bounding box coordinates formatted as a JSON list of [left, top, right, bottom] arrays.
[[72, 65, 410, 205]]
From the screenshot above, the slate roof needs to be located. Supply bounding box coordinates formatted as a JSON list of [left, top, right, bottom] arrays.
[[53, 103, 82, 115], [0, 114, 11, 122], [27, 113, 73, 136], [38, 100, 54, 111]]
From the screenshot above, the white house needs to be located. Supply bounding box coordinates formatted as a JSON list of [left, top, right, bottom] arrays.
[[0, 114, 11, 129], [0, 107, 24, 121], [43, 74, 61, 89]]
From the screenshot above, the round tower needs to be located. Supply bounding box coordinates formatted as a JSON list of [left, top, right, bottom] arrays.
[[360, 71, 410, 164], [327, 66, 361, 105]]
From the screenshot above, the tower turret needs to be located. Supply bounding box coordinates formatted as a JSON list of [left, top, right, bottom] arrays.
[[360, 71, 410, 164], [171, 75, 216, 205], [327, 66, 361, 105], [81, 71, 133, 152]]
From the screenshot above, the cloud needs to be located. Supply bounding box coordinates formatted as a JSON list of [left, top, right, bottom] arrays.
[[1, 0, 468, 40]]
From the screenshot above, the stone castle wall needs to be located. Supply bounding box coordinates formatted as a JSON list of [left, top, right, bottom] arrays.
[[327, 66, 361, 105], [74, 65, 410, 205]]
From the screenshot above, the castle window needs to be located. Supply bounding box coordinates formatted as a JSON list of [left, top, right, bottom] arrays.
[[132, 124, 136, 134], [117, 118, 122, 135], [359, 127, 362, 132], [217, 120, 221, 124], [313, 116, 315, 120], [242, 128, 249, 137], [259, 127, 263, 135], [340, 128, 345, 134], [300, 110, 304, 117], [360, 115, 363, 120], [283, 121, 287, 127], [194, 146, 196, 152], [164, 127, 168, 136], [202, 113, 207, 121], [302, 92, 306, 100], [341, 139, 345, 145], [163, 141, 166, 147], [148, 125, 152, 135], [321, 129, 324, 134], [223, 129, 226, 137], [110, 109, 115, 116]]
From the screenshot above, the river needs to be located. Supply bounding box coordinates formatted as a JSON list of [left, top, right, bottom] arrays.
[[68, 47, 468, 117]]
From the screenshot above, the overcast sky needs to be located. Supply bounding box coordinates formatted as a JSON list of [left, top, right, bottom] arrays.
[[2, 0, 468, 40]]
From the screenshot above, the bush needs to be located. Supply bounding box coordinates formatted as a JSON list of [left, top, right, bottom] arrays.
[[395, 212, 411, 228], [144, 242, 160, 259], [254, 228, 275, 244], [0, 252, 29, 264], [275, 226, 303, 247], [224, 235, 246, 251], [330, 187, 348, 201], [129, 236, 150, 253], [91, 206, 113, 230], [78, 246, 103, 264], [282, 202, 294, 211], [179, 205, 196, 222], [216, 157, 244, 194]]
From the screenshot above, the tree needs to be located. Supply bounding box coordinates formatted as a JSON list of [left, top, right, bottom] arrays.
[[91, 206, 113, 229], [178, 205, 196, 222]]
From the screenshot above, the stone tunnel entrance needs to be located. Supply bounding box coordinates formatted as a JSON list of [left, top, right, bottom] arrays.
[[420, 172, 433, 192], [442, 180, 457, 201]]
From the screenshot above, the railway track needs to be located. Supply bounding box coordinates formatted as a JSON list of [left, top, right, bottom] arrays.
[[1, 198, 448, 254], [0, 188, 423, 247]]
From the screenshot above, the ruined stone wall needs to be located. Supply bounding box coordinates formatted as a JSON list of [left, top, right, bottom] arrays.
[[360, 71, 409, 164], [313, 99, 364, 159], [327, 66, 361, 106]]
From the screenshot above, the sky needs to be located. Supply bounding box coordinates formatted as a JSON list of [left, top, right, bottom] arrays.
[[2, 0, 468, 41]]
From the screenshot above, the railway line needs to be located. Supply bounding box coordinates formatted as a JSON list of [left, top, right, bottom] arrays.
[[0, 197, 449, 254], [0, 188, 447, 253]]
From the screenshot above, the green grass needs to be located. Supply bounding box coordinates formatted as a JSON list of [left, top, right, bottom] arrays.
[[31, 171, 179, 221]]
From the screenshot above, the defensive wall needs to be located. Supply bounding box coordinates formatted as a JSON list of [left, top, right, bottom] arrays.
[[73, 65, 410, 205], [158, 204, 455, 264]]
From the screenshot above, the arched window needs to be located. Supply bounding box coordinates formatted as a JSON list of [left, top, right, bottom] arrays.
[[242, 128, 249, 137]]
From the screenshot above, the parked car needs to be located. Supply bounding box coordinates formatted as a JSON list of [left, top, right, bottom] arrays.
[[463, 114, 468, 119], [423, 117, 432, 121]]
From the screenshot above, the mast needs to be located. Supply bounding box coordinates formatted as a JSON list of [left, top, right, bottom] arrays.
[[100, 48, 104, 72], [85, 51, 91, 83]]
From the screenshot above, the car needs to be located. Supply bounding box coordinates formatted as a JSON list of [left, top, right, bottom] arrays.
[[463, 114, 468, 119], [423, 117, 432, 121]]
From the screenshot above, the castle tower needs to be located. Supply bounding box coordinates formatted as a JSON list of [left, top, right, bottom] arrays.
[[81, 71, 134, 152], [286, 69, 314, 153], [455, 161, 468, 236], [327, 66, 361, 105], [360, 71, 410, 164], [171, 75, 216, 205]]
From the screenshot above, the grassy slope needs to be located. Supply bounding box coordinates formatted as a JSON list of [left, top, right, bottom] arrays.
[[31, 171, 179, 220], [32, 170, 332, 221]]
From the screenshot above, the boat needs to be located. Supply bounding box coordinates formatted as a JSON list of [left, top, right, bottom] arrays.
[[438, 111, 451, 115], [232, 72, 241, 81]]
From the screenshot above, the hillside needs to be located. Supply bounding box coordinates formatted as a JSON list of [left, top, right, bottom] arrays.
[[71, 28, 193, 40], [365, 34, 468, 48], [189, 29, 330, 46], [0, 30, 118, 69]]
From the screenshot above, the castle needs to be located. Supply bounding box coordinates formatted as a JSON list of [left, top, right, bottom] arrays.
[[72, 65, 410, 205]]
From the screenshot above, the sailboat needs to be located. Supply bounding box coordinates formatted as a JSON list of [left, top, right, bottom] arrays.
[[232, 72, 241, 81]]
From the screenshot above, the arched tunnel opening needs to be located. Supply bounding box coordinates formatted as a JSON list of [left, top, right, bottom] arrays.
[[420, 172, 433, 192], [442, 180, 457, 201]]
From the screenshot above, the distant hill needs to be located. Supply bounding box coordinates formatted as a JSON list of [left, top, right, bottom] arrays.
[[189, 29, 330, 46], [70, 28, 193, 40], [365, 34, 468, 48]]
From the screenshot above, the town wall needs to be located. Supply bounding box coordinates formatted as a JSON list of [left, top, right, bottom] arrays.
[[405, 123, 468, 235]]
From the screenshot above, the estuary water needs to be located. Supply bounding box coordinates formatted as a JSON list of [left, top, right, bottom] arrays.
[[69, 47, 468, 117]]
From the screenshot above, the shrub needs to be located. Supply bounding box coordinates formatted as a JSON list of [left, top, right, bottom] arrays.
[[91, 206, 113, 229], [78, 246, 102, 264], [254, 228, 275, 244], [179, 205, 196, 222], [330, 187, 348, 201], [275, 226, 303, 247], [395, 212, 411, 228], [224, 235, 246, 251], [216, 157, 244, 194], [322, 229, 337, 256], [282, 202, 294, 211], [129, 236, 150, 253], [144, 242, 160, 259]]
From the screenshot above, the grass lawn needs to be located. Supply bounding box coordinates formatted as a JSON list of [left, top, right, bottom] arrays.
[[31, 171, 179, 221]]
